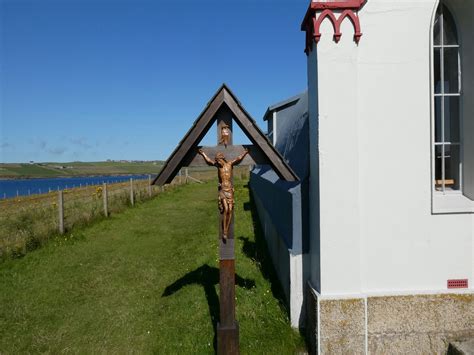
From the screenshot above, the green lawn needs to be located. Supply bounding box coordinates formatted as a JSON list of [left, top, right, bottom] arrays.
[[0, 161, 164, 178], [0, 180, 305, 353], [1, 164, 64, 177]]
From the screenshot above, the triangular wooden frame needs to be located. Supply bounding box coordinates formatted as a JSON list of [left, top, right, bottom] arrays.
[[152, 84, 298, 186]]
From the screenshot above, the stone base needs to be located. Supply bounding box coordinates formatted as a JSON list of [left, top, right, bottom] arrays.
[[217, 322, 239, 355], [306, 284, 474, 354]]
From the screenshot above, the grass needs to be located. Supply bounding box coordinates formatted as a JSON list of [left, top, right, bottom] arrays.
[[0, 179, 157, 260], [0, 161, 165, 178], [0, 179, 306, 353], [0, 168, 248, 260], [0, 164, 64, 177]]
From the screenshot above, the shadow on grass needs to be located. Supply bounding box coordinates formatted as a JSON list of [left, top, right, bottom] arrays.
[[239, 184, 289, 315], [241, 184, 310, 352], [162, 264, 255, 352]]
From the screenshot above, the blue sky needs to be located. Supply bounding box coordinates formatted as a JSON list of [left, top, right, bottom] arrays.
[[1, 0, 308, 163]]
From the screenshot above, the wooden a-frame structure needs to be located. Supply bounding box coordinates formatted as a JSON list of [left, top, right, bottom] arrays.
[[152, 84, 298, 355], [152, 84, 298, 185]]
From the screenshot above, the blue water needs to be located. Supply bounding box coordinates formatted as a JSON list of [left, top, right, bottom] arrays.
[[0, 175, 151, 199]]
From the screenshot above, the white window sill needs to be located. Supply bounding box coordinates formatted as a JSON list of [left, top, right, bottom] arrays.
[[432, 192, 474, 214]]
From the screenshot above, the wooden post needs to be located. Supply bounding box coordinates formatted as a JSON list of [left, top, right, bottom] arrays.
[[217, 223, 239, 355], [58, 190, 64, 234], [216, 110, 239, 355], [103, 183, 108, 217], [148, 175, 152, 197], [185, 168, 189, 184], [178, 169, 182, 184], [130, 178, 134, 206]]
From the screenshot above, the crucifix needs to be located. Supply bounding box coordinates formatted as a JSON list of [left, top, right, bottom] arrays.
[[198, 148, 248, 240], [152, 84, 298, 355]]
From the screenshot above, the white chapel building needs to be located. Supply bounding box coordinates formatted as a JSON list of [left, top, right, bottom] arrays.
[[250, 0, 473, 353]]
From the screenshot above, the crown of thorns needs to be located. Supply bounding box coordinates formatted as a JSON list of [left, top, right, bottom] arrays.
[[216, 152, 225, 159]]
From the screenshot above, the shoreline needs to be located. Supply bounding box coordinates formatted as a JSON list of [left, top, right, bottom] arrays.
[[0, 173, 154, 181]]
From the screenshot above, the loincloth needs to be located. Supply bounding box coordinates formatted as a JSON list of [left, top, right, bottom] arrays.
[[218, 186, 234, 212]]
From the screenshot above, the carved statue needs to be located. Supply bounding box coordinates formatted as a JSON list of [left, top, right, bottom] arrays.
[[219, 124, 231, 147], [198, 148, 249, 240]]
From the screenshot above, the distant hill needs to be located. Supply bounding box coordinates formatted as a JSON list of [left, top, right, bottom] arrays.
[[0, 161, 165, 179]]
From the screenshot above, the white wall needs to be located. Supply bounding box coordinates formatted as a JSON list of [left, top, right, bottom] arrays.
[[308, 0, 473, 296], [317, 16, 361, 295]]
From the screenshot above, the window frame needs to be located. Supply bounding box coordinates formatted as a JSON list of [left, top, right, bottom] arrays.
[[431, 1, 474, 214], [267, 113, 274, 145], [433, 3, 462, 193]]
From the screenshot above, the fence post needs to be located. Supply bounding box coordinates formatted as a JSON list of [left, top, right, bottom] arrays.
[[148, 175, 152, 197], [58, 190, 64, 234], [103, 183, 108, 217], [179, 169, 182, 184], [185, 168, 189, 184], [130, 178, 134, 206]]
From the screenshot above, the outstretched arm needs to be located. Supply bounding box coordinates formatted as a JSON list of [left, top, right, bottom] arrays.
[[231, 148, 249, 166], [198, 149, 215, 166]]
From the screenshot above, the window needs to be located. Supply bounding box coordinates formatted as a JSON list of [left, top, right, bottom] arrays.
[[433, 4, 462, 193], [432, 2, 474, 213]]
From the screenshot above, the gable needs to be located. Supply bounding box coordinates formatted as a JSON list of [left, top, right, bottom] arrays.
[[152, 84, 298, 186]]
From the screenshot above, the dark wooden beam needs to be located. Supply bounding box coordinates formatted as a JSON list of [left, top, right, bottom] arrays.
[[153, 90, 224, 186], [183, 145, 266, 167], [217, 259, 239, 355]]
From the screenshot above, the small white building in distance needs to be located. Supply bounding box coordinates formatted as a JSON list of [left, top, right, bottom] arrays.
[[250, 0, 473, 353]]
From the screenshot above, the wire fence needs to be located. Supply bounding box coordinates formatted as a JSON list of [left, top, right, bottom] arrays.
[[0, 167, 250, 261]]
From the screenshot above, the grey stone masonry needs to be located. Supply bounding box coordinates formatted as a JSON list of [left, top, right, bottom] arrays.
[[306, 286, 474, 354]]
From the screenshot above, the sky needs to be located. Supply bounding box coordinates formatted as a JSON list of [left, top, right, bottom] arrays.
[[0, 0, 309, 163]]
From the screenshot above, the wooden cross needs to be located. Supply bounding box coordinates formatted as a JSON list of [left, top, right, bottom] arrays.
[[152, 84, 298, 354]]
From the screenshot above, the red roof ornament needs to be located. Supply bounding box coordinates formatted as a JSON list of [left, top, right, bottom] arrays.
[[301, 0, 366, 53]]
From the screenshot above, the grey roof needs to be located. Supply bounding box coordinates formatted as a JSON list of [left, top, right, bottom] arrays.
[[249, 91, 310, 252], [263, 93, 304, 121], [271, 91, 309, 179], [250, 165, 304, 250]]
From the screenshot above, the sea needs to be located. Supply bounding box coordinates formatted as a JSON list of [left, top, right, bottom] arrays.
[[0, 175, 151, 199]]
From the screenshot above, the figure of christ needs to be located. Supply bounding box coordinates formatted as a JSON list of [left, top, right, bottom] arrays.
[[198, 148, 249, 240]]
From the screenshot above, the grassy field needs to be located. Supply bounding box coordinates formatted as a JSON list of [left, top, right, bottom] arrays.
[[0, 161, 165, 178], [0, 167, 248, 261], [0, 178, 159, 260], [0, 179, 306, 353]]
